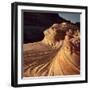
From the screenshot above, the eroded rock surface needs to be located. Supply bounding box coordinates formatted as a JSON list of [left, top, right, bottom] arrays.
[[23, 22, 80, 77]]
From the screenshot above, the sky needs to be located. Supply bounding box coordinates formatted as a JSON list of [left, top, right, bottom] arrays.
[[59, 12, 80, 23]]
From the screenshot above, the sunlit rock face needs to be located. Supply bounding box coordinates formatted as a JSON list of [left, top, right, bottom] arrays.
[[42, 22, 79, 49], [23, 22, 80, 77], [42, 24, 64, 49]]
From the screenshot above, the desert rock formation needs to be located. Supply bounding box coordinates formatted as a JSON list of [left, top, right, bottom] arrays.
[[23, 22, 80, 77]]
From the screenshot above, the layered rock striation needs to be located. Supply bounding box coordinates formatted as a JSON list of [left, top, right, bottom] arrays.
[[23, 22, 80, 77]]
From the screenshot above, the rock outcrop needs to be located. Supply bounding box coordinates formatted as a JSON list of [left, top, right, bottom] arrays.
[[23, 22, 80, 77]]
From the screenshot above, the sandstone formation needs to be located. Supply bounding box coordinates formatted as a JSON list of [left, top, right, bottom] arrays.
[[23, 22, 80, 77]]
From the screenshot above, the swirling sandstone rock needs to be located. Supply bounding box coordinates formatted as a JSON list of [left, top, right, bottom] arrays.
[[23, 22, 80, 77]]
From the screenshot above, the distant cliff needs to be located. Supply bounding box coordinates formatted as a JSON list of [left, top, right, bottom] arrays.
[[24, 12, 71, 43], [24, 12, 70, 26]]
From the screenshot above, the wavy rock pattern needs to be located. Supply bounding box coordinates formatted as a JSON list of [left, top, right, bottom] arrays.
[[23, 22, 80, 77]]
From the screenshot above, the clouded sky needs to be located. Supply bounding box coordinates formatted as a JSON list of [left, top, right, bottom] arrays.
[[59, 12, 80, 23]]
